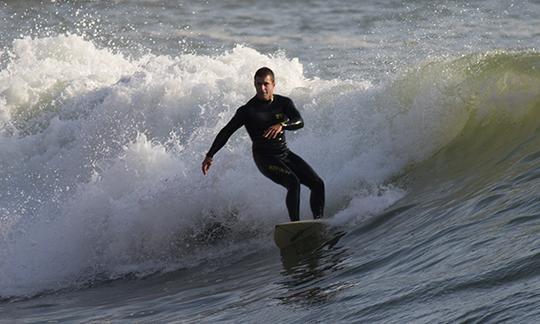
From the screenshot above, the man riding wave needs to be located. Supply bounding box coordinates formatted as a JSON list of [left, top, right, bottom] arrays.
[[202, 67, 325, 222]]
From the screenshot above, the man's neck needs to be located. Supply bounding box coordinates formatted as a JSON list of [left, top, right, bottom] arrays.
[[256, 95, 274, 103]]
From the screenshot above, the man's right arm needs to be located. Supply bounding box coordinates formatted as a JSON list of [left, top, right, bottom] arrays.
[[202, 109, 245, 175], [206, 110, 244, 158]]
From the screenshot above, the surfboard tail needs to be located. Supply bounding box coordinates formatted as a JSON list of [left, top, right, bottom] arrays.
[[273, 219, 328, 249]]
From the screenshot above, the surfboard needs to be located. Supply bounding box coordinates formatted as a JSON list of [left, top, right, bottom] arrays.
[[273, 219, 328, 249]]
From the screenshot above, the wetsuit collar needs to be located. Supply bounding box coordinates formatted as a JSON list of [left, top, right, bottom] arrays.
[[255, 95, 273, 104]]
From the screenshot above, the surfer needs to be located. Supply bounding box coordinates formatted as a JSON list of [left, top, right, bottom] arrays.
[[201, 67, 325, 222]]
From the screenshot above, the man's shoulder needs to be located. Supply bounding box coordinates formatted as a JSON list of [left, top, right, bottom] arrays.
[[274, 94, 295, 109], [234, 101, 252, 118], [241, 96, 258, 109], [274, 94, 292, 103], [236, 102, 250, 113]]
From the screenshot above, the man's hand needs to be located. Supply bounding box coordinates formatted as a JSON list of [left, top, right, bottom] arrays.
[[263, 123, 283, 139], [202, 156, 213, 175]]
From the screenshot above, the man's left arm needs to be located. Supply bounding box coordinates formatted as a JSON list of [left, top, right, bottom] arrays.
[[263, 97, 304, 139], [281, 98, 304, 130]]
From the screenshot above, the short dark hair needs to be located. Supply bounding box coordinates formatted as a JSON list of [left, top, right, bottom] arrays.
[[254, 67, 275, 81]]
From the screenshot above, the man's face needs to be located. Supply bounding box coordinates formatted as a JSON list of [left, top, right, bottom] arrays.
[[254, 75, 275, 101]]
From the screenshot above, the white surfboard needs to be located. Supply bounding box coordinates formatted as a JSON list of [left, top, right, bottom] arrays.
[[273, 219, 328, 249]]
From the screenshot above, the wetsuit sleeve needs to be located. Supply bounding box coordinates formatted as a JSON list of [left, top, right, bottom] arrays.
[[281, 98, 304, 131], [206, 108, 245, 158]]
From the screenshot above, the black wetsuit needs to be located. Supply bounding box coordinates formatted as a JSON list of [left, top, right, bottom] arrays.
[[206, 94, 325, 221]]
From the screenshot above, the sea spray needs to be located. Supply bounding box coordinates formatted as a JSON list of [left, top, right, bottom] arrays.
[[2, 34, 539, 298]]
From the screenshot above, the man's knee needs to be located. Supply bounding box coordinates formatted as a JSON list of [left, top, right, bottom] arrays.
[[310, 176, 325, 192], [285, 175, 301, 191]]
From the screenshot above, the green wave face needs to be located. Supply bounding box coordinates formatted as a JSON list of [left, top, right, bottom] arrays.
[[390, 51, 540, 226]]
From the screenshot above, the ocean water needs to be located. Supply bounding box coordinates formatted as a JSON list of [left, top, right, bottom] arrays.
[[1, 0, 540, 322]]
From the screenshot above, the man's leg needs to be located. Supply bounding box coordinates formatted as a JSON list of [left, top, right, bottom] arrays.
[[253, 154, 301, 221], [285, 151, 325, 219]]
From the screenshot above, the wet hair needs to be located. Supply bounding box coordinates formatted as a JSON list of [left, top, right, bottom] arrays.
[[254, 67, 275, 81]]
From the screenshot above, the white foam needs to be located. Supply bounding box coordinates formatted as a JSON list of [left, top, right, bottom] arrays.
[[0, 35, 474, 297], [330, 186, 407, 226]]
